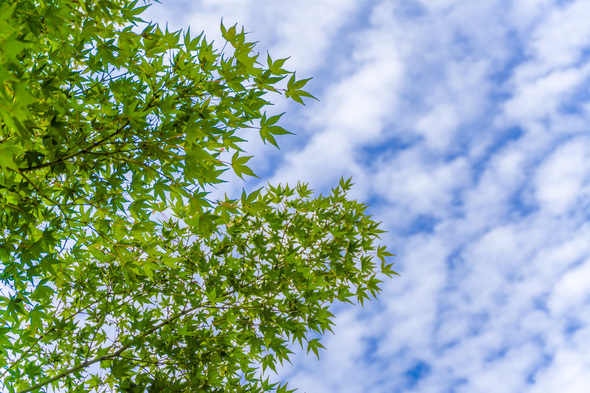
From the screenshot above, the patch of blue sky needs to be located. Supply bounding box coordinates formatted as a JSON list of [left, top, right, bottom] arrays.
[[564, 316, 586, 335], [397, 214, 441, 236], [356, 133, 420, 165], [484, 345, 512, 363], [402, 359, 432, 389], [448, 378, 469, 393], [555, 0, 580, 7], [488, 34, 529, 87], [507, 185, 538, 219], [531, 294, 550, 313], [391, 0, 427, 20], [443, 249, 467, 274], [558, 79, 590, 115], [360, 335, 384, 365]]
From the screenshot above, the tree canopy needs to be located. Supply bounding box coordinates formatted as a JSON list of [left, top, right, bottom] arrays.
[[0, 1, 396, 392]]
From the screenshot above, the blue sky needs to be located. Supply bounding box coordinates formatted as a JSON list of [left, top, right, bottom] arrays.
[[143, 1, 590, 392]]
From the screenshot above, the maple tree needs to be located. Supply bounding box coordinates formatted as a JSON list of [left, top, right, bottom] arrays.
[[0, 1, 395, 392]]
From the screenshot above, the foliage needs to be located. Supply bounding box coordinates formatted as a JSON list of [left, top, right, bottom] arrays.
[[0, 0, 396, 392]]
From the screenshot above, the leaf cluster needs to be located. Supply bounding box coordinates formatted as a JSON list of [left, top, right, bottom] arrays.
[[0, 1, 396, 392]]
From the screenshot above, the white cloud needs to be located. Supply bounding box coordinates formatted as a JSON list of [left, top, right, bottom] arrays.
[[145, 0, 360, 75], [416, 104, 460, 151], [268, 2, 405, 188], [534, 138, 590, 215], [529, 0, 590, 71], [504, 66, 590, 123], [252, 0, 360, 75], [372, 151, 469, 222], [529, 337, 590, 393], [548, 256, 590, 315], [502, 0, 590, 127], [509, 0, 554, 34]]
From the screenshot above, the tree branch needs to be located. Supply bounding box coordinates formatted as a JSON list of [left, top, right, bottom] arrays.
[[16, 121, 130, 173], [16, 305, 198, 393]]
